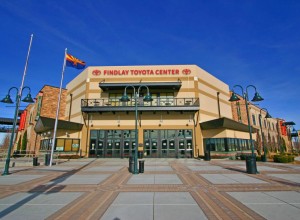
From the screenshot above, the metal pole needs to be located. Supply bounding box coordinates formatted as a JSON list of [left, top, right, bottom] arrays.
[[49, 48, 67, 166], [2, 88, 19, 175], [19, 34, 33, 99], [134, 89, 138, 174], [244, 89, 254, 158], [233, 85, 258, 174], [259, 114, 266, 162]]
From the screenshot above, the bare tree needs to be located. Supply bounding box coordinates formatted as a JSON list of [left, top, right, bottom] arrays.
[[0, 133, 11, 149]]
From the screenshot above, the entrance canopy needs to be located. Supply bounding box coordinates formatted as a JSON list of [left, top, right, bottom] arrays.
[[34, 116, 83, 133], [200, 117, 257, 133]]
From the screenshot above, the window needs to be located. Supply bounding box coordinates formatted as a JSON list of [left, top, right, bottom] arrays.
[[52, 138, 80, 152], [252, 114, 256, 125], [204, 138, 251, 152], [236, 102, 242, 122], [159, 92, 174, 106], [109, 93, 124, 106]]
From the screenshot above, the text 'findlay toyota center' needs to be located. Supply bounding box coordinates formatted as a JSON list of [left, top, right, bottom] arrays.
[[97, 68, 188, 76]]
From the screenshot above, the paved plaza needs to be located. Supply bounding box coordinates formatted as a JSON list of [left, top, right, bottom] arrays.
[[0, 158, 300, 219]]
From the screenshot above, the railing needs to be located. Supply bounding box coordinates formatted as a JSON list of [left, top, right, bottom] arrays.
[[81, 97, 199, 108]]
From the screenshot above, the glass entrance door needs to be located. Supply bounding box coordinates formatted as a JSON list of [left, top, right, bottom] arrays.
[[178, 139, 186, 158], [123, 140, 130, 158], [143, 129, 192, 158], [169, 139, 176, 157], [186, 139, 193, 158], [161, 139, 168, 157]]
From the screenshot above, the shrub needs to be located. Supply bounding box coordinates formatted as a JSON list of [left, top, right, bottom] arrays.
[[58, 155, 80, 159], [273, 154, 294, 163], [256, 156, 262, 161], [240, 154, 247, 160]]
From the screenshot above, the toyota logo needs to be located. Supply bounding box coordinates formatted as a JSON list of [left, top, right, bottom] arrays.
[[182, 69, 191, 75], [92, 69, 101, 76]]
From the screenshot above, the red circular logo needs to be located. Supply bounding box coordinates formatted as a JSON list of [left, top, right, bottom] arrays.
[[182, 69, 191, 75], [92, 69, 101, 76]]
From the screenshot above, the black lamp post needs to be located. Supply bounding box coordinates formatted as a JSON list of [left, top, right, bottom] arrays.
[[229, 85, 264, 174], [258, 108, 272, 162], [120, 85, 152, 174], [1, 86, 34, 175]]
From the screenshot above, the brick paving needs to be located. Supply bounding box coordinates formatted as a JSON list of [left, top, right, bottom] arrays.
[[0, 158, 299, 219]]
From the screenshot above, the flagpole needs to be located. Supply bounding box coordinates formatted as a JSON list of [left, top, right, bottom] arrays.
[[49, 48, 67, 167], [19, 34, 34, 98]]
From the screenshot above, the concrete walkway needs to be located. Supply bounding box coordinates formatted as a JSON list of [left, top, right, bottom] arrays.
[[0, 158, 300, 219]]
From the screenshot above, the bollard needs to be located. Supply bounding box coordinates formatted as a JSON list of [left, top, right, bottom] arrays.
[[139, 160, 145, 173], [129, 156, 134, 173], [33, 157, 38, 166], [45, 153, 50, 166], [204, 151, 211, 161]]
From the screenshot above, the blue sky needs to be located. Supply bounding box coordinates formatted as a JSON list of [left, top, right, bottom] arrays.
[[0, 0, 299, 137]]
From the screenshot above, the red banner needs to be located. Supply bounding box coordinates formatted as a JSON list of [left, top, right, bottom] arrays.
[[280, 121, 287, 136], [18, 110, 27, 131]]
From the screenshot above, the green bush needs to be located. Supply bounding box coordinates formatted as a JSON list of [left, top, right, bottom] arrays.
[[256, 156, 262, 161], [240, 154, 247, 160], [58, 155, 80, 159], [273, 154, 294, 163]]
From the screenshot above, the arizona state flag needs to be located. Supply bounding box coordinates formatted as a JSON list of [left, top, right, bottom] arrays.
[[66, 53, 86, 69]]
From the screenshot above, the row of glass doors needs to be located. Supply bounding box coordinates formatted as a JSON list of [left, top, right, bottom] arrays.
[[143, 130, 193, 158], [89, 129, 193, 158]]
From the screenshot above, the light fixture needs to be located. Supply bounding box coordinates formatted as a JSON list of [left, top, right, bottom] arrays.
[[119, 85, 152, 175], [229, 84, 264, 174], [1, 86, 34, 176]]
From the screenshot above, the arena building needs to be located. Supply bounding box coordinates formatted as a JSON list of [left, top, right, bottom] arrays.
[[53, 64, 254, 158]]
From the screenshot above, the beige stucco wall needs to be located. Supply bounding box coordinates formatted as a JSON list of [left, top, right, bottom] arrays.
[[65, 65, 233, 157]]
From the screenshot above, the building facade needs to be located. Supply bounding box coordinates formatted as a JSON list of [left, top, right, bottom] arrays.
[[12, 64, 297, 159], [64, 65, 253, 158], [15, 85, 68, 155]]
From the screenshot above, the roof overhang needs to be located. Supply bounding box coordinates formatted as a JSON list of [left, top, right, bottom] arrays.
[[34, 117, 83, 133], [99, 82, 182, 91], [0, 117, 19, 125], [200, 117, 258, 133], [282, 121, 295, 126]]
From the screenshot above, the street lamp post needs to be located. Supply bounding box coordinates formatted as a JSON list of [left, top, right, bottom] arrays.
[[229, 85, 264, 174], [1, 86, 34, 175], [120, 85, 152, 174], [258, 108, 272, 162]]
